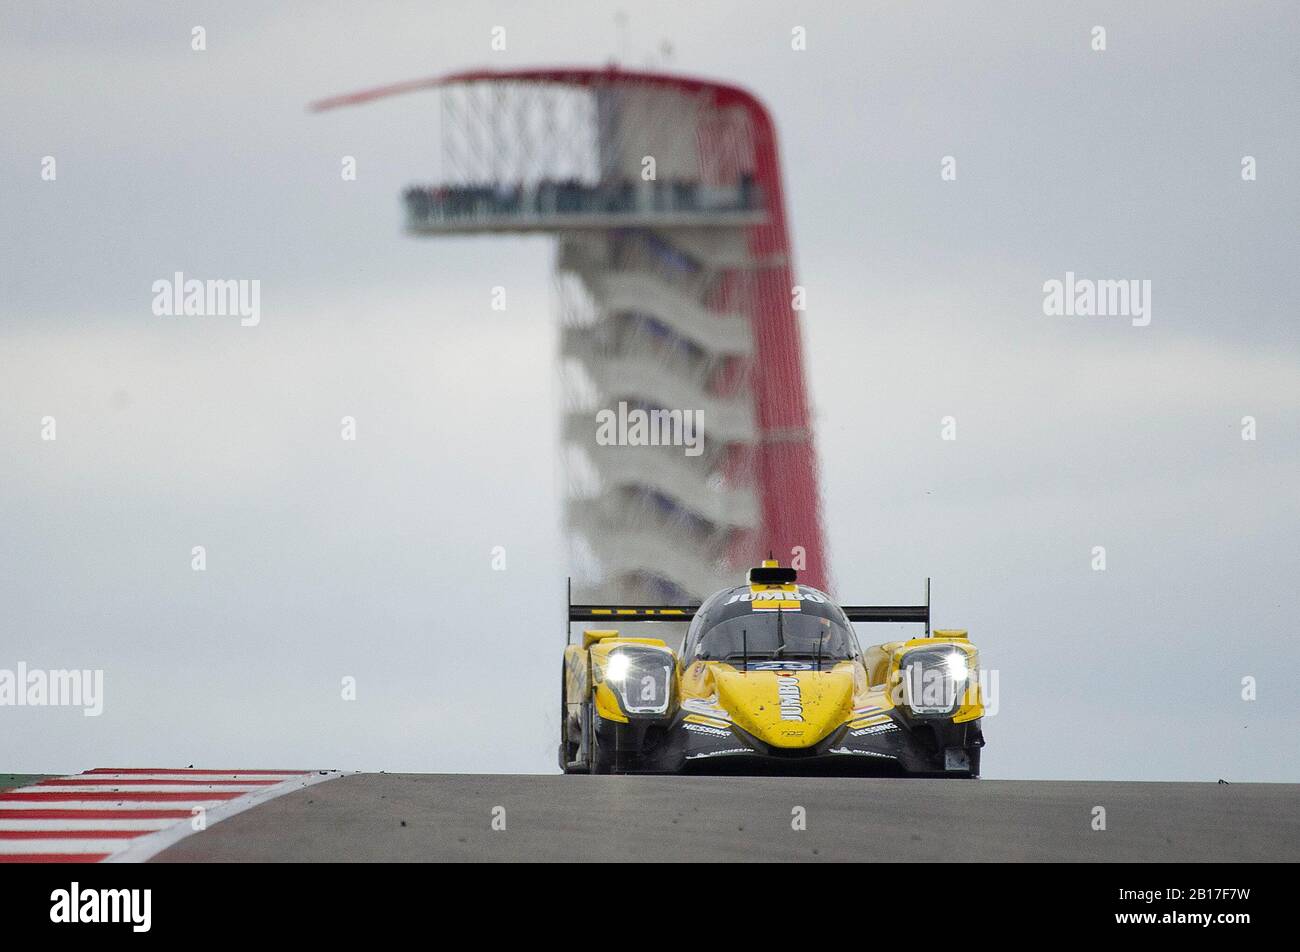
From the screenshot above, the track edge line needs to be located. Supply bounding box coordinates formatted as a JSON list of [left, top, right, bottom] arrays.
[[102, 770, 351, 863]]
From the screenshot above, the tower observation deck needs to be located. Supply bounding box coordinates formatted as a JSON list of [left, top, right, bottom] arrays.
[[314, 67, 827, 602]]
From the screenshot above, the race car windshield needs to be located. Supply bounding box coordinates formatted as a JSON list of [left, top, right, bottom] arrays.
[[696, 610, 856, 662]]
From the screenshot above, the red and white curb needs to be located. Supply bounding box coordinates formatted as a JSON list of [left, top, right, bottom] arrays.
[[0, 768, 343, 863]]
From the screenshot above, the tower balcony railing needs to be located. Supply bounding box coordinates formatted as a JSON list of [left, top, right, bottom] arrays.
[[561, 335, 756, 443], [404, 177, 765, 233], [558, 237, 711, 315], [562, 409, 730, 466], [561, 266, 754, 357], [578, 441, 760, 530], [565, 496, 737, 599]]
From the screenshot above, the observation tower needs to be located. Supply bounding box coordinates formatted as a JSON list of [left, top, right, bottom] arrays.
[[313, 67, 827, 602]]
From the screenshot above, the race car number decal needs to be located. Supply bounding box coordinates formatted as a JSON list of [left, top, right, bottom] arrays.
[[747, 661, 814, 671]]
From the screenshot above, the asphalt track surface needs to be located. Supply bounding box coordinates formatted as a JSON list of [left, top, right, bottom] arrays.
[[154, 774, 1300, 862]]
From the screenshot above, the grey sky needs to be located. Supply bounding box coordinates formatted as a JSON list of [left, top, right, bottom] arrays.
[[1, 1, 1297, 780]]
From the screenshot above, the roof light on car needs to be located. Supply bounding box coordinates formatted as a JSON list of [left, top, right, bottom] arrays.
[[747, 561, 797, 585]]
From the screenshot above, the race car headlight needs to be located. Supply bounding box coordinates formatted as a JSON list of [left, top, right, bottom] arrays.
[[604, 648, 673, 716], [605, 652, 631, 683], [944, 653, 969, 683], [901, 648, 972, 716]]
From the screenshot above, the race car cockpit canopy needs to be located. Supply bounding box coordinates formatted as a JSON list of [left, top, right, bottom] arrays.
[[685, 585, 859, 663]]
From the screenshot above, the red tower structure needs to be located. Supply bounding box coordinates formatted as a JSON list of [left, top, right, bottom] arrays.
[[314, 67, 828, 600]]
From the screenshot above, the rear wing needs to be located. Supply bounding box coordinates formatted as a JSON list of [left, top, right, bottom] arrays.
[[840, 605, 929, 627], [566, 577, 932, 644], [569, 605, 698, 622]]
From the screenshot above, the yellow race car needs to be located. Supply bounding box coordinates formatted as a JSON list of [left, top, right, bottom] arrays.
[[561, 561, 985, 776]]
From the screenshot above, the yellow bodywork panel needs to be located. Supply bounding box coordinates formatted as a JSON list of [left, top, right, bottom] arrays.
[[582, 629, 619, 648], [679, 660, 868, 748], [594, 681, 628, 723], [862, 642, 901, 688], [748, 583, 798, 596], [848, 714, 892, 729], [582, 629, 669, 650], [683, 714, 730, 729]]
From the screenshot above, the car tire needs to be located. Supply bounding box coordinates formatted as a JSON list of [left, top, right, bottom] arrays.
[[587, 702, 614, 775], [560, 663, 584, 774]]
